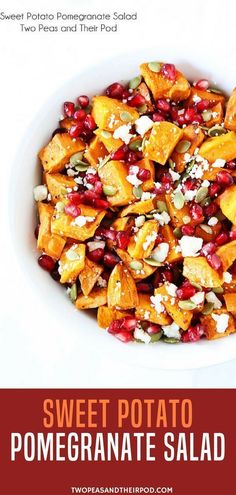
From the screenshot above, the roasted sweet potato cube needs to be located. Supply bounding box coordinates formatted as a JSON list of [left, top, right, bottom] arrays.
[[225, 88, 236, 131], [183, 256, 223, 288], [119, 197, 156, 217], [107, 263, 139, 309], [204, 102, 224, 128], [199, 131, 236, 163], [79, 257, 103, 296], [59, 118, 77, 131], [51, 205, 106, 241], [200, 309, 235, 340], [217, 185, 236, 224], [154, 285, 193, 330], [111, 216, 134, 232], [165, 193, 190, 228], [38, 133, 85, 173], [37, 202, 66, 259], [138, 158, 155, 191], [195, 222, 221, 244], [84, 136, 108, 167], [202, 166, 223, 181], [97, 306, 132, 329], [171, 125, 205, 173], [140, 63, 190, 102], [94, 129, 123, 152], [59, 243, 86, 284], [45, 173, 76, 204], [160, 225, 183, 263], [98, 160, 136, 207], [135, 293, 171, 325], [75, 288, 107, 309], [128, 219, 158, 259], [187, 87, 225, 107], [216, 240, 236, 271], [143, 122, 183, 165], [115, 249, 157, 280], [92, 96, 139, 131], [223, 293, 236, 314]]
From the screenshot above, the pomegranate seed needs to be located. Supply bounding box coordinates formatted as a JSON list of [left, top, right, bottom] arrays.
[[34, 224, 39, 239], [83, 190, 98, 202], [104, 252, 120, 268], [83, 114, 96, 131], [161, 63, 176, 81], [196, 99, 210, 112], [106, 82, 125, 100], [67, 192, 84, 204], [170, 107, 179, 121], [115, 331, 133, 343], [69, 123, 83, 138], [136, 282, 153, 293], [206, 253, 222, 270], [77, 95, 89, 108], [128, 94, 146, 107], [160, 269, 173, 283], [182, 178, 197, 191], [201, 242, 216, 256], [182, 324, 204, 343], [111, 144, 129, 161], [93, 181, 103, 196], [156, 99, 171, 113], [192, 114, 203, 124], [177, 284, 196, 300], [209, 183, 221, 198], [38, 254, 55, 272], [194, 79, 209, 90], [116, 231, 130, 250], [96, 228, 117, 241], [190, 203, 204, 223], [108, 319, 122, 334], [152, 112, 165, 122], [215, 231, 229, 246], [50, 266, 60, 282], [120, 317, 137, 332], [64, 204, 81, 218], [216, 170, 234, 187], [181, 224, 195, 236], [94, 198, 109, 209], [122, 89, 130, 100], [204, 201, 219, 217], [184, 107, 197, 123], [80, 130, 93, 143], [226, 160, 236, 170], [127, 151, 138, 164], [87, 248, 104, 263], [177, 115, 187, 126], [137, 168, 151, 181], [85, 173, 99, 185], [229, 230, 236, 240], [146, 324, 161, 335], [64, 101, 75, 118], [161, 172, 173, 189], [154, 233, 164, 246], [74, 109, 86, 121]]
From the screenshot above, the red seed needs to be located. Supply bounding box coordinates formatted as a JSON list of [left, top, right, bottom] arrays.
[[201, 242, 216, 256], [104, 252, 120, 268], [181, 224, 195, 236], [120, 317, 137, 332], [85, 173, 99, 185], [137, 168, 151, 181], [83, 190, 99, 203], [111, 144, 129, 161], [152, 112, 165, 122], [192, 114, 203, 124], [161, 63, 176, 81], [69, 123, 83, 138], [64, 101, 75, 118], [182, 324, 205, 343], [136, 282, 153, 293], [156, 99, 171, 113], [87, 248, 104, 263], [194, 79, 209, 90], [229, 230, 236, 240], [115, 331, 133, 343], [128, 94, 146, 107], [226, 160, 236, 170], [64, 204, 81, 218], [216, 170, 234, 187], [204, 201, 219, 217], [154, 233, 164, 246], [160, 172, 173, 190], [94, 198, 109, 209], [38, 254, 55, 272], [74, 109, 86, 121], [176, 115, 186, 126], [122, 89, 130, 100], [160, 269, 173, 283], [106, 82, 125, 100], [184, 107, 197, 123], [206, 253, 222, 270], [146, 324, 161, 335], [127, 151, 138, 164], [93, 181, 103, 196], [108, 319, 122, 334], [190, 203, 204, 223], [215, 231, 229, 246], [116, 231, 130, 250], [182, 178, 198, 191], [196, 99, 210, 112], [83, 114, 96, 131], [209, 183, 221, 198], [77, 95, 89, 108], [67, 192, 84, 204], [176, 284, 196, 300], [95, 227, 117, 241]]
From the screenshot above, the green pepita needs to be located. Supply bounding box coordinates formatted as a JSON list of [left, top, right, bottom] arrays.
[[70, 152, 84, 166], [129, 139, 143, 151], [69, 283, 77, 303], [120, 111, 133, 122], [55, 201, 65, 213], [101, 130, 112, 139], [208, 125, 227, 137], [143, 257, 163, 267], [175, 140, 191, 154], [156, 200, 168, 212], [129, 261, 143, 271], [103, 185, 117, 196], [138, 104, 148, 114], [133, 186, 143, 199], [148, 61, 161, 73], [74, 161, 89, 172], [173, 191, 185, 210], [212, 286, 224, 294], [208, 87, 224, 95], [200, 224, 213, 234], [129, 75, 142, 89], [169, 158, 176, 170], [202, 110, 212, 122], [173, 227, 182, 239], [163, 337, 180, 344], [178, 300, 197, 310], [195, 186, 209, 203], [202, 302, 215, 315], [150, 330, 163, 343], [200, 196, 211, 207]]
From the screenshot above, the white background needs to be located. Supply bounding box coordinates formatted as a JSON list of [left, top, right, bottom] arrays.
[[1, 0, 236, 387]]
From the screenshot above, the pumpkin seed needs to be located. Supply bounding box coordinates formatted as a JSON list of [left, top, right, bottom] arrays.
[[175, 140, 191, 154], [129, 260, 143, 271], [178, 300, 197, 310], [98, 154, 111, 169], [202, 302, 214, 315], [173, 227, 182, 239], [169, 158, 176, 170], [208, 125, 227, 137], [195, 186, 209, 203], [101, 130, 112, 139], [173, 191, 185, 210], [156, 200, 168, 212], [133, 186, 143, 199], [212, 286, 224, 294], [183, 215, 191, 224], [163, 337, 180, 344], [129, 75, 142, 89], [74, 161, 89, 171], [208, 87, 224, 95], [103, 185, 117, 196], [70, 152, 84, 166], [200, 224, 213, 234], [202, 110, 212, 122], [200, 196, 211, 207], [148, 61, 161, 73], [129, 139, 142, 151], [69, 283, 77, 303], [150, 330, 163, 343], [143, 257, 163, 267], [120, 111, 133, 122], [138, 104, 148, 114], [55, 201, 65, 213]]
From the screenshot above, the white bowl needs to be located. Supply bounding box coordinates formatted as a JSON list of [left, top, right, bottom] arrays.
[[9, 47, 236, 370]]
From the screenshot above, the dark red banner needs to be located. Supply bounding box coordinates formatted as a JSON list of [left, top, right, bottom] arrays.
[[0, 389, 235, 495]]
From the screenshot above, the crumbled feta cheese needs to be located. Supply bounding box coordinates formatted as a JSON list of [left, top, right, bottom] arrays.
[[135, 215, 146, 228], [162, 322, 181, 340], [202, 179, 210, 187], [184, 189, 197, 201], [67, 168, 77, 177], [33, 185, 48, 202], [212, 158, 226, 168], [135, 116, 154, 136], [192, 95, 201, 103], [169, 169, 180, 182], [86, 167, 97, 175], [208, 217, 218, 226], [212, 313, 229, 333], [184, 153, 191, 162], [153, 211, 171, 225], [134, 326, 151, 344], [87, 241, 105, 252], [97, 276, 107, 288], [74, 176, 83, 185], [113, 124, 133, 144], [143, 231, 157, 251], [150, 294, 165, 314], [190, 291, 205, 305], [179, 236, 203, 257], [223, 272, 232, 284], [72, 216, 95, 227], [141, 191, 155, 201], [206, 291, 222, 309], [126, 165, 142, 187], [143, 310, 151, 320], [108, 114, 116, 129], [151, 243, 169, 262], [166, 283, 177, 297], [66, 245, 81, 261]]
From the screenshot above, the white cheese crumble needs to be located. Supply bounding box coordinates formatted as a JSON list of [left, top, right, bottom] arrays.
[[143, 231, 157, 251], [74, 176, 83, 185], [178, 236, 203, 257], [126, 165, 142, 187], [184, 189, 197, 201], [212, 313, 229, 333], [33, 185, 48, 202], [166, 283, 177, 297], [169, 169, 180, 182], [153, 211, 171, 226], [97, 276, 107, 288], [135, 215, 146, 228], [151, 243, 169, 262], [141, 191, 155, 201], [223, 272, 233, 284], [208, 217, 218, 226], [113, 124, 133, 144], [206, 291, 222, 309], [190, 291, 205, 305], [150, 294, 165, 314], [87, 240, 105, 252], [162, 322, 181, 340], [66, 245, 81, 261], [202, 179, 210, 187], [134, 326, 151, 344], [212, 158, 226, 168], [72, 216, 95, 227], [135, 116, 154, 136], [192, 95, 201, 103]]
